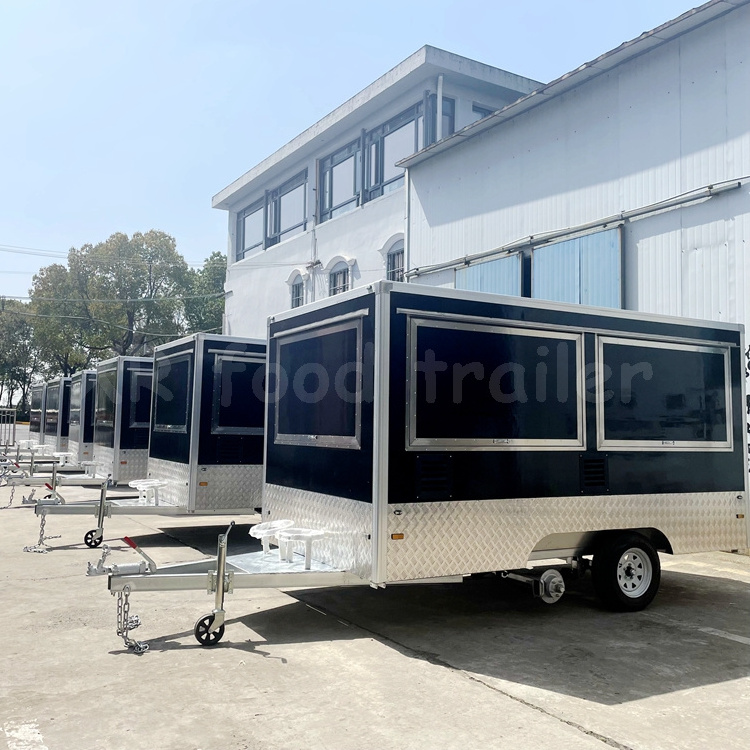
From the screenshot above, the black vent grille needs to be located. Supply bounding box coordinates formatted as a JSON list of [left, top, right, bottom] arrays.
[[415, 454, 453, 501], [580, 457, 608, 492], [216, 440, 243, 464]]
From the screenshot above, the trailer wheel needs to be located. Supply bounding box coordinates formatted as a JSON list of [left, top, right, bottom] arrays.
[[84, 530, 103, 548], [592, 533, 660, 611], [194, 615, 225, 647]]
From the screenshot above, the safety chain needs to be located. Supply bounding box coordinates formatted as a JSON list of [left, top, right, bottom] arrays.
[[1, 483, 15, 510], [22, 509, 61, 554], [115, 585, 148, 654]]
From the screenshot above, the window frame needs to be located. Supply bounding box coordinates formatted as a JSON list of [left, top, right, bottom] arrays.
[[319, 138, 362, 222], [236, 199, 264, 261], [365, 103, 424, 200], [595, 335, 733, 452], [329, 263, 350, 296], [290, 276, 304, 309], [153, 352, 193, 435], [386, 242, 404, 282], [266, 170, 307, 247], [210, 353, 266, 436], [472, 102, 495, 120], [128, 370, 152, 430], [273, 314, 365, 450], [405, 314, 586, 451]]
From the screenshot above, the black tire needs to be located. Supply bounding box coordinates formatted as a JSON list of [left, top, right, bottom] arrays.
[[194, 615, 225, 646], [592, 533, 661, 611], [84, 529, 103, 548]]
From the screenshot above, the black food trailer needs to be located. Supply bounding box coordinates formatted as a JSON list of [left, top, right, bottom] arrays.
[[147, 333, 266, 512], [43, 377, 71, 453], [28, 383, 46, 446], [93, 357, 153, 485], [99, 282, 749, 649], [68, 370, 97, 466]]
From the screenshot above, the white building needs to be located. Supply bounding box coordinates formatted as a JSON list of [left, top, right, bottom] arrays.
[[215, 0, 750, 343], [404, 0, 750, 333], [213, 47, 540, 337]]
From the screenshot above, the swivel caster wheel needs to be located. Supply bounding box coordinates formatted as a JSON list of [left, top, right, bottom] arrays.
[[194, 614, 225, 646], [84, 529, 103, 548]]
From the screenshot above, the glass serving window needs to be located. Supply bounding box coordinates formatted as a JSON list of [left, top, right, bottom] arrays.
[[129, 371, 152, 429], [274, 317, 363, 449], [153, 354, 192, 434], [45, 385, 60, 435], [96, 370, 117, 429], [69, 381, 82, 426], [597, 337, 732, 450], [211, 354, 265, 435], [407, 317, 584, 450]]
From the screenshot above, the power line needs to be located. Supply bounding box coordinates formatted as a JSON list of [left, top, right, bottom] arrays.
[[2, 292, 224, 303]]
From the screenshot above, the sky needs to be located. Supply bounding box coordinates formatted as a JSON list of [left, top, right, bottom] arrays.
[[0, 0, 700, 298]]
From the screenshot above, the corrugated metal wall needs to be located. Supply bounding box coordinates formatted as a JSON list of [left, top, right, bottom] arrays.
[[408, 3, 750, 334], [455, 254, 521, 295]]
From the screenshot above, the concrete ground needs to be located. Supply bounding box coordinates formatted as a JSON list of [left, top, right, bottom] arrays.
[[1, 476, 750, 749]]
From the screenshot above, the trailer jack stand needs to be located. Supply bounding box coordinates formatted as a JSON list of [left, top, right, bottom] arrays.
[[23, 508, 61, 554], [194, 521, 235, 646], [502, 568, 566, 604], [84, 483, 110, 549]]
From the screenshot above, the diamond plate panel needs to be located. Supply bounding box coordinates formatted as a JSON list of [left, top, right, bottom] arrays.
[[147, 458, 190, 508], [192, 464, 263, 513], [386, 492, 749, 581], [264, 484, 372, 580], [93, 445, 114, 481], [68, 439, 80, 463], [113, 449, 149, 486]]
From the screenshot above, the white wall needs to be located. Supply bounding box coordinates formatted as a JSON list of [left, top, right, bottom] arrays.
[[408, 4, 750, 332], [224, 189, 405, 338]]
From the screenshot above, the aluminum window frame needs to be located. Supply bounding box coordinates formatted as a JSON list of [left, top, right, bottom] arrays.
[[210, 352, 266, 436], [274, 315, 365, 450], [153, 352, 193, 435], [290, 277, 304, 309], [69, 379, 82, 427], [319, 138, 362, 222], [128, 370, 152, 430], [406, 315, 586, 452], [266, 170, 307, 247], [236, 199, 264, 261], [596, 336, 733, 452], [329, 263, 350, 296]]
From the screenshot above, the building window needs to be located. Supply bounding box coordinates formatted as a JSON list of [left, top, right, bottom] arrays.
[[329, 262, 349, 296], [235, 170, 308, 260], [386, 242, 404, 282], [319, 139, 361, 222], [237, 200, 264, 261], [472, 103, 494, 121], [365, 103, 424, 200], [428, 95, 455, 142], [290, 276, 304, 308], [267, 171, 307, 247]]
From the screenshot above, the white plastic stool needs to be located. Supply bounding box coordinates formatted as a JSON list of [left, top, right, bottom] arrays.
[[276, 528, 327, 570], [249, 519, 294, 555], [127, 479, 168, 505]]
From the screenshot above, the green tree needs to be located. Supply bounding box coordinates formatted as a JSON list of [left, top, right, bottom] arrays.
[[65, 230, 190, 356], [29, 263, 92, 376], [0, 299, 43, 417], [184, 251, 226, 334]]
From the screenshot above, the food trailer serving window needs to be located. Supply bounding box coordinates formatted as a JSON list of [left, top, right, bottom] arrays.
[[408, 317, 584, 450], [45, 384, 60, 434], [129, 371, 152, 429], [154, 354, 192, 434], [274, 315, 364, 449], [211, 353, 265, 435], [597, 337, 732, 450], [69, 381, 81, 426]]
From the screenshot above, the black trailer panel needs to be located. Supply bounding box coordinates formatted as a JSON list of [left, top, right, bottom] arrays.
[[29, 383, 46, 441], [69, 370, 96, 464], [148, 334, 266, 512]]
